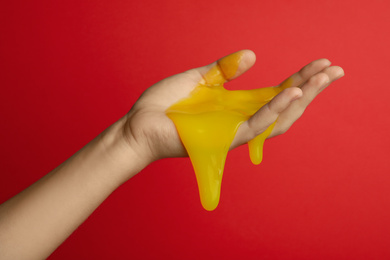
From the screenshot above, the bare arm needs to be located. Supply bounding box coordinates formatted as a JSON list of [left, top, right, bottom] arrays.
[[0, 50, 344, 259], [0, 117, 149, 259]]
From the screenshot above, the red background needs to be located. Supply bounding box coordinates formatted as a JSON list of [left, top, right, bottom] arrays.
[[1, 0, 390, 259]]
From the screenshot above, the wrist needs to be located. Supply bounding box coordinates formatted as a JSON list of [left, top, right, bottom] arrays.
[[97, 115, 151, 185]]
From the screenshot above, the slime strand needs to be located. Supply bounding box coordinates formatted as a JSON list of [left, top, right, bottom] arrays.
[[166, 52, 292, 210]]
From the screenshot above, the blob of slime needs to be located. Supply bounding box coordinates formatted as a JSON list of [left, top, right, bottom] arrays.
[[166, 52, 292, 211]]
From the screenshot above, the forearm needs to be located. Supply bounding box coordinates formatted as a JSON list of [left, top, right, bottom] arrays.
[[0, 116, 147, 260]]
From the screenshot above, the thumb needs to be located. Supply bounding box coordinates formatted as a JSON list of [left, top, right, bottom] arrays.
[[194, 50, 257, 85]]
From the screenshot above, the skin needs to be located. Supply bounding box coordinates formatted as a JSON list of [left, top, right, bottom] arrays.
[[0, 50, 344, 259]]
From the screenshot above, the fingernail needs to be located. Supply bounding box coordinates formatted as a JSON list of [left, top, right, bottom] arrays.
[[319, 80, 330, 91], [291, 93, 302, 102], [338, 69, 345, 78]]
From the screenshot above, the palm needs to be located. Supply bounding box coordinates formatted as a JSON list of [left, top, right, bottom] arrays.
[[124, 71, 202, 160]]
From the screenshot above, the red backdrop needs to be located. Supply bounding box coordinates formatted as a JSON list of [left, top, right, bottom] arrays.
[[1, 0, 390, 259]]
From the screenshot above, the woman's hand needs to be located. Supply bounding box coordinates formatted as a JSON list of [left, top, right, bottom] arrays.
[[122, 50, 344, 162], [0, 50, 344, 260]]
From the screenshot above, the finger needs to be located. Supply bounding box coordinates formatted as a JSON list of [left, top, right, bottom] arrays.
[[284, 58, 332, 89], [297, 66, 344, 107], [220, 50, 257, 80], [231, 87, 303, 148], [314, 66, 345, 94], [194, 50, 256, 85], [270, 65, 345, 137]]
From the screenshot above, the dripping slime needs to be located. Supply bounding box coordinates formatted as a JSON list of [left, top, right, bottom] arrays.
[[166, 52, 292, 211]]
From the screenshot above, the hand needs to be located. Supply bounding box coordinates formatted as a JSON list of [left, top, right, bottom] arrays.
[[122, 50, 344, 164], [0, 50, 344, 259]]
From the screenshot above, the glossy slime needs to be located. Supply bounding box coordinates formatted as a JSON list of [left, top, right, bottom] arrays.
[[166, 52, 292, 211]]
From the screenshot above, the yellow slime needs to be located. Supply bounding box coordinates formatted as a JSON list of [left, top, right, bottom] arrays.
[[166, 52, 292, 211]]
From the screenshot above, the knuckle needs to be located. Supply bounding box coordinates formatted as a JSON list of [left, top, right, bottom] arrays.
[[300, 63, 313, 78], [274, 125, 289, 136], [268, 97, 285, 115], [309, 72, 329, 86]]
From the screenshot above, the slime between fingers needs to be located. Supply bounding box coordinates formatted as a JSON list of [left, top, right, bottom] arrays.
[[166, 52, 292, 211]]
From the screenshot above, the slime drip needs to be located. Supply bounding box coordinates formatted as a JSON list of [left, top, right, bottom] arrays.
[[166, 52, 292, 211]]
